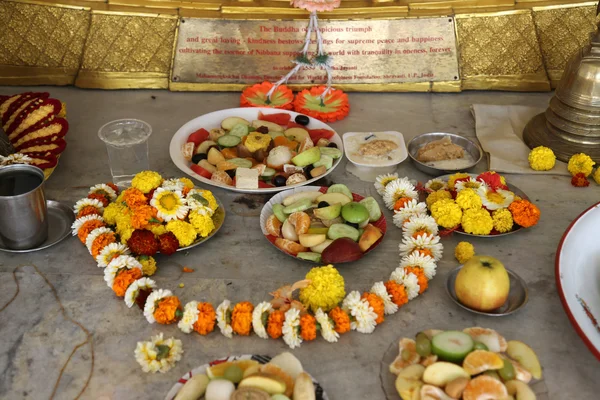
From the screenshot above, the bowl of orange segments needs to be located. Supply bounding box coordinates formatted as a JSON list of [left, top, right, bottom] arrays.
[[380, 327, 549, 400]]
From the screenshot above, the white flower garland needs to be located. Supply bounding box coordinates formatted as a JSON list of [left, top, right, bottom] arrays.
[[216, 299, 233, 338], [125, 277, 156, 308], [178, 301, 200, 334], [282, 308, 302, 349], [143, 289, 172, 324], [315, 308, 339, 343], [251, 301, 272, 340]]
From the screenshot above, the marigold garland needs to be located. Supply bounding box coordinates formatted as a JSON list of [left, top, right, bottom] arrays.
[[362, 293, 385, 324], [77, 219, 105, 243], [154, 296, 183, 325], [193, 302, 216, 335], [77, 205, 102, 219], [267, 310, 285, 339], [113, 268, 143, 297], [328, 307, 351, 334], [299, 314, 318, 341], [91, 232, 116, 258], [231, 301, 254, 336], [88, 193, 110, 207], [384, 280, 409, 307], [403, 267, 428, 295]]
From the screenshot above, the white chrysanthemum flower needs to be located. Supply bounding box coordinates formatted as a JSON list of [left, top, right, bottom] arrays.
[[104, 255, 142, 288], [134, 341, 161, 373], [161, 178, 186, 192], [455, 177, 487, 193], [393, 200, 428, 228], [71, 214, 103, 236], [178, 301, 199, 334], [370, 281, 398, 315], [150, 188, 189, 222], [96, 242, 130, 268], [400, 252, 437, 280], [383, 178, 418, 210], [124, 277, 156, 308], [216, 299, 233, 338], [315, 308, 339, 343], [341, 290, 377, 333], [143, 289, 172, 324], [374, 173, 399, 196], [425, 178, 447, 192], [477, 187, 515, 210], [134, 333, 183, 374], [403, 214, 439, 238], [390, 267, 407, 285], [403, 272, 420, 300], [282, 308, 302, 349], [0, 153, 33, 166], [73, 198, 105, 215], [251, 301, 272, 340], [342, 290, 362, 311], [85, 227, 113, 254], [399, 233, 443, 261], [152, 333, 183, 373], [88, 183, 117, 201]]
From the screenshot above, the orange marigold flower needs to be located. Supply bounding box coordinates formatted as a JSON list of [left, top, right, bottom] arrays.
[[404, 267, 428, 294], [362, 292, 385, 324], [112, 268, 142, 297], [154, 296, 183, 324], [384, 280, 409, 307], [571, 173, 590, 188], [231, 301, 254, 336], [267, 310, 285, 339], [508, 199, 541, 228], [393, 197, 413, 212], [122, 187, 148, 209], [77, 205, 102, 219], [91, 232, 116, 258], [412, 229, 429, 239], [77, 220, 105, 243], [414, 249, 433, 258], [182, 186, 191, 196], [193, 302, 216, 335], [131, 204, 158, 230], [328, 307, 351, 334], [87, 193, 110, 207], [299, 313, 317, 341]]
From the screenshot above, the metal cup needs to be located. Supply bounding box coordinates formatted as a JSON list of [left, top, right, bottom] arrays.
[[0, 164, 48, 249]]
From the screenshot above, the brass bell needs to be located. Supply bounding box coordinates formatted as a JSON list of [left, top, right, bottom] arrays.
[[523, 4, 600, 162]]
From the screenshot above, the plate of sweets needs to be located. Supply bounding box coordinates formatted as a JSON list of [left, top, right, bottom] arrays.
[[419, 172, 540, 237], [170, 107, 343, 193], [380, 327, 548, 400], [260, 184, 387, 264], [165, 352, 328, 400]]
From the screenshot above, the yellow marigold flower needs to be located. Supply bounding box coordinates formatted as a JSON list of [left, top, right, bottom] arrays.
[[455, 242, 475, 264], [593, 168, 600, 185], [103, 202, 125, 225], [197, 190, 218, 211], [430, 199, 462, 229], [455, 188, 482, 210], [179, 178, 194, 190], [528, 146, 556, 171], [245, 132, 271, 152], [120, 227, 135, 244], [138, 256, 157, 276], [148, 224, 167, 237], [426, 189, 453, 209], [299, 265, 346, 313], [492, 208, 513, 233], [131, 171, 163, 193], [188, 211, 216, 237], [166, 220, 197, 247], [461, 208, 493, 235], [567, 153, 595, 177], [447, 172, 470, 190]]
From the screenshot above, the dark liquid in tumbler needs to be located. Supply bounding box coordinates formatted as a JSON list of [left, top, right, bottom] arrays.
[[0, 171, 42, 196]]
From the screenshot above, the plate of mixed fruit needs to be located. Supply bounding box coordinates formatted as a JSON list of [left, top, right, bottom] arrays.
[[260, 184, 386, 263], [381, 327, 547, 400], [170, 108, 343, 193]]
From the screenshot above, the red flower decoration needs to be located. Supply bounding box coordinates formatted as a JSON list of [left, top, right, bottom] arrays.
[[128, 229, 159, 256], [240, 82, 294, 110], [158, 232, 179, 255], [571, 173, 590, 187], [476, 172, 508, 191]]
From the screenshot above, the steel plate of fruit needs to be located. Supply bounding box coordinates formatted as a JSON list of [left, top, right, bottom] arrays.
[[164, 354, 328, 400], [379, 327, 548, 400], [435, 174, 530, 237], [260, 185, 387, 264], [170, 107, 344, 194]]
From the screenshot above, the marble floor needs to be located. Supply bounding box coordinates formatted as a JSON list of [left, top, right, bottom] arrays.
[[0, 86, 598, 399]]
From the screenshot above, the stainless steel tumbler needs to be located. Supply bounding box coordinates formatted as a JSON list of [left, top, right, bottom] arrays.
[[0, 164, 48, 249]]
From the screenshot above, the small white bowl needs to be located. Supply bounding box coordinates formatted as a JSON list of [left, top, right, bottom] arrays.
[[343, 131, 407, 169]]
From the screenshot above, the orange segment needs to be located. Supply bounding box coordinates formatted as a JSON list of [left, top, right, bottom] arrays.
[[274, 238, 307, 255], [273, 136, 290, 147], [207, 359, 260, 379], [462, 375, 508, 400], [462, 350, 504, 375], [266, 214, 282, 237], [221, 147, 238, 159], [390, 338, 420, 373], [288, 212, 310, 235]]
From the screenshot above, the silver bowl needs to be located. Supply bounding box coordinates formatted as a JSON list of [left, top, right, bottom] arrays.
[[407, 132, 483, 175]]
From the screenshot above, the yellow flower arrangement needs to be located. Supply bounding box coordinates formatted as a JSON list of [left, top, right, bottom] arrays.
[[299, 265, 346, 313], [447, 172, 470, 190], [131, 171, 163, 193], [196, 189, 218, 211], [179, 178, 194, 190], [567, 153, 595, 177], [461, 208, 493, 235], [455, 242, 475, 264], [148, 224, 167, 237], [528, 146, 556, 171], [430, 199, 462, 229], [103, 202, 126, 225], [166, 220, 197, 247], [138, 255, 157, 276], [492, 208, 513, 233], [455, 188, 482, 210], [426, 190, 453, 209], [188, 211, 216, 237]]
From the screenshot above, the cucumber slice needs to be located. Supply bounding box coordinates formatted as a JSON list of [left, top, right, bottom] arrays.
[[283, 198, 313, 214], [327, 184, 353, 200], [229, 123, 249, 138], [196, 140, 217, 154], [327, 223, 360, 241], [261, 167, 276, 179], [228, 158, 253, 168], [359, 197, 382, 222], [217, 135, 241, 148], [313, 155, 333, 170], [431, 331, 474, 363], [319, 147, 343, 159], [297, 252, 322, 262], [272, 204, 287, 223]]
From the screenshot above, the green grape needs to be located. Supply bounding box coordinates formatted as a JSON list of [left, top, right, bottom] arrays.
[[473, 341, 489, 351], [415, 332, 432, 357], [223, 365, 243, 384], [498, 359, 516, 381], [484, 370, 501, 381]]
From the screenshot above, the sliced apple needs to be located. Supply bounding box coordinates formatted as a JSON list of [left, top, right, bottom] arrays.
[[444, 377, 469, 399], [282, 219, 299, 241], [299, 234, 326, 248], [394, 364, 425, 400], [422, 362, 470, 387], [284, 127, 310, 142], [310, 239, 332, 254], [463, 327, 508, 353], [282, 191, 322, 206], [420, 384, 453, 400], [292, 146, 321, 167], [222, 116, 249, 130], [207, 147, 225, 166], [316, 192, 352, 206], [506, 341, 542, 380], [252, 119, 284, 132], [313, 204, 342, 220], [358, 224, 383, 252], [505, 380, 536, 400]]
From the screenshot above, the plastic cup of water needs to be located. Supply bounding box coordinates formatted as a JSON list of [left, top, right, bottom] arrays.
[[98, 119, 152, 188]]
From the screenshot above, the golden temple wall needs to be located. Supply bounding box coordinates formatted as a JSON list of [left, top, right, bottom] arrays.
[[0, 0, 598, 91]]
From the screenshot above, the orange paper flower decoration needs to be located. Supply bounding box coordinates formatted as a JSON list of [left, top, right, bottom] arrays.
[[240, 82, 294, 110], [293, 86, 349, 122]]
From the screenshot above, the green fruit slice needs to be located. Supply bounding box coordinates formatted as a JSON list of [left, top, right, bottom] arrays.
[[319, 147, 343, 159], [297, 252, 322, 262], [313, 154, 333, 170], [431, 331, 474, 363], [359, 197, 382, 222], [327, 223, 360, 241], [498, 359, 516, 381], [416, 332, 432, 357], [292, 146, 321, 167], [473, 341, 489, 351], [341, 202, 370, 224], [224, 365, 244, 384], [272, 204, 287, 222], [327, 183, 353, 200], [313, 204, 342, 220], [283, 198, 313, 214]]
